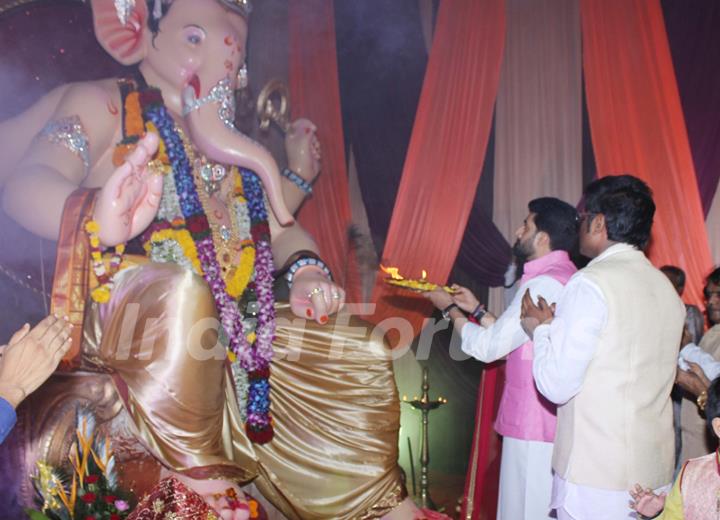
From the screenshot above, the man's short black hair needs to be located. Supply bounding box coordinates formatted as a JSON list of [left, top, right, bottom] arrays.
[[583, 175, 655, 249], [661, 265, 686, 290], [706, 377, 720, 431], [527, 197, 579, 253], [704, 267, 720, 298]]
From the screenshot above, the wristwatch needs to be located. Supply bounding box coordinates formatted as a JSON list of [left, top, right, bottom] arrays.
[[442, 303, 459, 320]]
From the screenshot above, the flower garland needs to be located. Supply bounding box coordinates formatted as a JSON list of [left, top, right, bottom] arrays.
[[142, 92, 275, 443], [144, 228, 203, 274], [225, 242, 255, 298], [85, 220, 125, 304], [224, 175, 255, 299], [241, 169, 276, 437]]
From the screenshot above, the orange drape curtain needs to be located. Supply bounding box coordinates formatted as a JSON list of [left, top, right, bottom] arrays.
[[582, 0, 713, 306], [287, 0, 360, 302], [367, 0, 506, 337]]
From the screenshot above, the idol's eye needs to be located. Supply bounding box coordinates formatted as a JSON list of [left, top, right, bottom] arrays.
[[183, 25, 206, 46]]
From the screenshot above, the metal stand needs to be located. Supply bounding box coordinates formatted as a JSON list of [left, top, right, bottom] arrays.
[[402, 367, 447, 510]]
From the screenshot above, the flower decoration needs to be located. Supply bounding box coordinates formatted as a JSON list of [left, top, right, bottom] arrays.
[[28, 408, 133, 519]]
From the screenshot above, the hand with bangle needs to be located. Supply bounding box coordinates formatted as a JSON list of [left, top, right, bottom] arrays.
[[284, 119, 321, 195], [449, 285, 483, 315], [282, 252, 345, 324]]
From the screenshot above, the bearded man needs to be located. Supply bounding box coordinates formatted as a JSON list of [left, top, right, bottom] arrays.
[[426, 197, 579, 520]]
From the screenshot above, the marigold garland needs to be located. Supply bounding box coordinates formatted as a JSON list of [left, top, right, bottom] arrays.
[[85, 220, 126, 303], [224, 172, 255, 299], [225, 243, 255, 298], [124, 91, 144, 137]]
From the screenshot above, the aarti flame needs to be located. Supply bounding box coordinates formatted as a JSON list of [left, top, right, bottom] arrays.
[[380, 265, 431, 281], [380, 265, 404, 280]]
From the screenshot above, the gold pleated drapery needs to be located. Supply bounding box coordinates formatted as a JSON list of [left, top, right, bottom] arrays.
[[83, 262, 405, 519]]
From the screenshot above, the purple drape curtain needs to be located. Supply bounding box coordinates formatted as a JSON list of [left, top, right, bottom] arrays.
[[456, 205, 512, 287], [335, 1, 428, 253], [336, 1, 511, 288], [662, 0, 720, 215]]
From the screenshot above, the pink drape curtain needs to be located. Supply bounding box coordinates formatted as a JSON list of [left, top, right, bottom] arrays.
[[492, 0, 582, 240], [367, 0, 506, 340], [582, 0, 713, 306], [287, 0, 360, 302]]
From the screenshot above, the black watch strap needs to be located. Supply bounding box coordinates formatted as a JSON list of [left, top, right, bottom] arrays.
[[442, 303, 459, 320]]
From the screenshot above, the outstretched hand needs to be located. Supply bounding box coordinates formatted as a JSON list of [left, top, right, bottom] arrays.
[[0, 315, 73, 408], [629, 484, 666, 517], [449, 284, 480, 313], [289, 268, 345, 324], [93, 132, 163, 246], [424, 288, 454, 311], [520, 289, 555, 337]]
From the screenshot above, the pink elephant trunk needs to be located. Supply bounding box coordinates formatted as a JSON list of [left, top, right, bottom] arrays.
[[184, 97, 294, 226]]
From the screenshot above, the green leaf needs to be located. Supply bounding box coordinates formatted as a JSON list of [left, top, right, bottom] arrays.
[[24, 509, 52, 520]]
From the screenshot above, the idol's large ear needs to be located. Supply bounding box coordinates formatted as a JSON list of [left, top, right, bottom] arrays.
[[91, 0, 149, 65]]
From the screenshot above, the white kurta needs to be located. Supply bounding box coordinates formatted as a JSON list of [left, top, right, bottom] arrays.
[[460, 273, 565, 520]]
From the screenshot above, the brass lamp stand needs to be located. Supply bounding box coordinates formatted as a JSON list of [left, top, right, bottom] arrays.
[[402, 367, 447, 510]]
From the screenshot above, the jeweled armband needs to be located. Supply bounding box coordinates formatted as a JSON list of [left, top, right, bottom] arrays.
[[284, 257, 332, 288], [281, 168, 313, 195], [36, 115, 90, 176]]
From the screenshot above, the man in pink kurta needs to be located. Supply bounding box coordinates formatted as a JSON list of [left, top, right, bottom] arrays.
[[427, 197, 578, 520]]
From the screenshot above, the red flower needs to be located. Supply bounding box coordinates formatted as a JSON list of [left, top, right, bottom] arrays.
[[85, 474, 100, 484], [81, 492, 97, 504], [186, 215, 209, 234], [85, 517, 96, 520], [104, 495, 118, 504], [110, 515, 121, 520]]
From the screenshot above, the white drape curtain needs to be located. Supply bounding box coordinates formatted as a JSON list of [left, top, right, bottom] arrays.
[[706, 189, 720, 266], [489, 0, 582, 312]]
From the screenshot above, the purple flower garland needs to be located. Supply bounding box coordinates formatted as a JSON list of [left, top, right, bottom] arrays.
[[144, 97, 275, 443]]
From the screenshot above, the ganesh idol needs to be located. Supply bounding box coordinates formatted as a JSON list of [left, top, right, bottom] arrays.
[[0, 0, 414, 518]]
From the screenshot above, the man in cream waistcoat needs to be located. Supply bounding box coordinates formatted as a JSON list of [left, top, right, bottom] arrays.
[[426, 197, 579, 519], [521, 175, 686, 519]]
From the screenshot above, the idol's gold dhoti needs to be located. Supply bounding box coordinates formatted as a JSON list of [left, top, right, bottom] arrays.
[[83, 263, 404, 519]]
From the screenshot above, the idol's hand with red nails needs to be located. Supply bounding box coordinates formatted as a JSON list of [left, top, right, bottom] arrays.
[[289, 267, 345, 324]]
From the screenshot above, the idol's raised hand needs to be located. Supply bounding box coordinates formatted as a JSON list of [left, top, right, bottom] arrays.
[[93, 132, 163, 246], [285, 118, 321, 183]]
